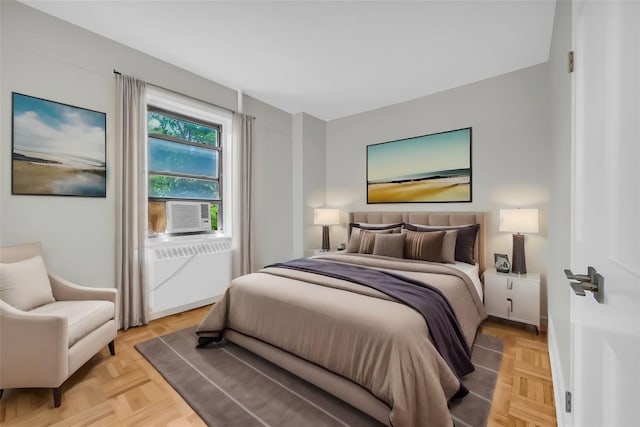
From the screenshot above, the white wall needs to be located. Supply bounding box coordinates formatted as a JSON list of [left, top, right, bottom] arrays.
[[0, 0, 293, 284], [292, 113, 327, 256], [292, 114, 305, 256], [326, 64, 552, 319], [243, 96, 294, 268]]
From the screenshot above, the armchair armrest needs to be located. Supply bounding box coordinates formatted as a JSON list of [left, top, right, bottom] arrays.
[[0, 301, 68, 388], [49, 272, 119, 329], [48, 272, 117, 303]]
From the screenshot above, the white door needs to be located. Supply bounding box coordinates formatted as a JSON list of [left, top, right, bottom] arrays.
[[571, 1, 640, 426]]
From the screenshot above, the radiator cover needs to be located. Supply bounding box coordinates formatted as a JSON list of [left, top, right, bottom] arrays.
[[148, 238, 231, 320]]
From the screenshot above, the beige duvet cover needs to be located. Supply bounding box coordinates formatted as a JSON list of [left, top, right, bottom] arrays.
[[196, 253, 487, 427]]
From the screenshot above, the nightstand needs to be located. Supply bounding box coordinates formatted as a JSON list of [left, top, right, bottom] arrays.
[[482, 268, 541, 333]]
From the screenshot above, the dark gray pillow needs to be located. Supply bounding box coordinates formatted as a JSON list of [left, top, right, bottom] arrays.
[[347, 223, 402, 253], [372, 233, 406, 258], [403, 223, 479, 264], [404, 230, 446, 263], [348, 222, 403, 234]]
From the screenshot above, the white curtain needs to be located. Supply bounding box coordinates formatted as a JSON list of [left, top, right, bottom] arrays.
[[115, 74, 148, 330], [232, 112, 255, 277]]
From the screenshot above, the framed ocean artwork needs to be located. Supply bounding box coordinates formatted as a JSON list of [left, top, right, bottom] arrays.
[[12, 92, 106, 197], [367, 127, 472, 203]]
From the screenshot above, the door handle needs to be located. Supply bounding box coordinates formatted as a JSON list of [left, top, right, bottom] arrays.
[[564, 266, 604, 304]]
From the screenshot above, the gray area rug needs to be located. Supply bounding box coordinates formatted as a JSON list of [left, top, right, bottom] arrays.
[[136, 327, 504, 427]]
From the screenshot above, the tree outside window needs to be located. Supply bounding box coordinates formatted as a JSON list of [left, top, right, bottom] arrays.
[[147, 108, 222, 234]]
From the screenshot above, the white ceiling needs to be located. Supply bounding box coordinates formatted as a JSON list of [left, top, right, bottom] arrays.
[[19, 1, 557, 121]]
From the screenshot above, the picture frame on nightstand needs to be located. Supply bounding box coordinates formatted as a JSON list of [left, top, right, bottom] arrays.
[[494, 253, 511, 273]]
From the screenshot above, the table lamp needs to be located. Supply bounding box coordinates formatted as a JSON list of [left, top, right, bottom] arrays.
[[499, 208, 539, 274], [314, 208, 340, 251]]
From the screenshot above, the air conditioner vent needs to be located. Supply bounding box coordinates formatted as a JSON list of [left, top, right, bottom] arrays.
[[166, 201, 211, 233], [153, 240, 231, 261]]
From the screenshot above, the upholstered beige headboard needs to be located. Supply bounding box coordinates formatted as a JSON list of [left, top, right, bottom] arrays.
[[348, 211, 487, 272]]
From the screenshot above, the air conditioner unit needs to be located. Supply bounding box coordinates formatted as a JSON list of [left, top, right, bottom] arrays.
[[166, 201, 211, 233]]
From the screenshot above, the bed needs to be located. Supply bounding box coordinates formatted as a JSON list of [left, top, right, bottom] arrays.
[[196, 211, 488, 427]]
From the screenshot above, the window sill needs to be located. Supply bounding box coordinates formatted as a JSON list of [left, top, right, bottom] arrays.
[[146, 232, 230, 247]]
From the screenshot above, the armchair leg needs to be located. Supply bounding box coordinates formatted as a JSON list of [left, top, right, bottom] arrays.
[[108, 340, 115, 356], [52, 387, 61, 408]]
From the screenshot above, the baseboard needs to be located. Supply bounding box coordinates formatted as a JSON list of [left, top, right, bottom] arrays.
[[147, 296, 219, 321], [548, 315, 572, 427]]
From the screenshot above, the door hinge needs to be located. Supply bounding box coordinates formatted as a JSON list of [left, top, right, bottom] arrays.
[[568, 51, 575, 73], [565, 391, 572, 412]]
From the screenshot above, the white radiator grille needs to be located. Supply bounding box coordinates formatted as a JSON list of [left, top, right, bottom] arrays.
[[148, 238, 232, 320], [153, 240, 231, 261]]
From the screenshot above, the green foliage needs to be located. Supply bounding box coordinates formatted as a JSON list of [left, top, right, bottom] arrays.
[[148, 112, 218, 147], [210, 204, 218, 230], [148, 175, 218, 199], [149, 175, 173, 197]]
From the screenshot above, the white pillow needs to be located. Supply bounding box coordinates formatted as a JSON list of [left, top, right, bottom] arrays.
[[0, 255, 55, 311]]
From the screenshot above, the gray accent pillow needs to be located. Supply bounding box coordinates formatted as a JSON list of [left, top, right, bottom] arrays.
[[347, 223, 402, 253], [403, 223, 479, 264], [440, 230, 458, 263], [404, 230, 446, 263], [372, 233, 406, 258], [402, 224, 458, 264], [358, 230, 378, 254]]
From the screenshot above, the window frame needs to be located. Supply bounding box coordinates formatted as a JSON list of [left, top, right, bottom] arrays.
[[146, 105, 223, 234]]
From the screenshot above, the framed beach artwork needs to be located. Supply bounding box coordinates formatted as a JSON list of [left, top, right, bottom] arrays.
[[12, 92, 106, 197], [367, 127, 472, 203]]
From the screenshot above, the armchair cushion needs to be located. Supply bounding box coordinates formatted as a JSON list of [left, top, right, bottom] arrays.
[[30, 300, 115, 347], [0, 255, 55, 311]]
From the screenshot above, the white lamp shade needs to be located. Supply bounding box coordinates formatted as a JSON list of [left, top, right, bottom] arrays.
[[499, 208, 539, 233], [314, 208, 340, 225]]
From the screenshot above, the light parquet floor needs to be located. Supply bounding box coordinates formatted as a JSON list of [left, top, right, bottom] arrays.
[[0, 307, 556, 426], [481, 319, 557, 427]]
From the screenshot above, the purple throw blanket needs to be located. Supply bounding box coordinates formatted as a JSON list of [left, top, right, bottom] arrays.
[[269, 258, 474, 390]]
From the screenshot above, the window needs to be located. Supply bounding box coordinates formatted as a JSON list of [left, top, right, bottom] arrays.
[[146, 107, 222, 235]]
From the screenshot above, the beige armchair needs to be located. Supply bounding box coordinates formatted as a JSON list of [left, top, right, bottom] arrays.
[[0, 242, 117, 407]]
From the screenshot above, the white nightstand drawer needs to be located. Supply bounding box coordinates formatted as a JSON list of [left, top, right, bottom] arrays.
[[483, 268, 541, 331]]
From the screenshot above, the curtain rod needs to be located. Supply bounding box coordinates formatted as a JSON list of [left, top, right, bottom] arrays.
[[113, 69, 241, 116]]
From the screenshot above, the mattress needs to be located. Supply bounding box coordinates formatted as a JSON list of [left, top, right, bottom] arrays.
[[450, 261, 483, 300]]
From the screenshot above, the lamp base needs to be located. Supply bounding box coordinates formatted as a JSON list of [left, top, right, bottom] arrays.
[[321, 225, 330, 251], [511, 233, 527, 274]]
